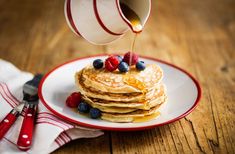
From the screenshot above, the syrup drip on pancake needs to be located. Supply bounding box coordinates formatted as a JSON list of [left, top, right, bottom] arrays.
[[120, 3, 142, 65]]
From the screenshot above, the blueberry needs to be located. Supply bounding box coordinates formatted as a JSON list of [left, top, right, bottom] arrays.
[[116, 55, 123, 62], [93, 59, 103, 69], [78, 102, 90, 113], [118, 62, 129, 73], [89, 108, 101, 119], [136, 61, 146, 71]]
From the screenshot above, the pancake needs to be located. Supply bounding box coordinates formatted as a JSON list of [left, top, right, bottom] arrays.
[[79, 64, 163, 93], [83, 84, 166, 110], [83, 97, 138, 113], [74, 62, 167, 123], [75, 70, 162, 102], [83, 94, 166, 113], [101, 103, 165, 123]]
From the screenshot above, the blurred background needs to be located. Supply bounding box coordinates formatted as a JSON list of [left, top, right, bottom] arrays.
[[0, 0, 233, 74], [0, 0, 234, 153]]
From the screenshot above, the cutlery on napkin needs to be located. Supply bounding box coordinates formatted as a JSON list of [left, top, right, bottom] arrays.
[[0, 74, 43, 151], [0, 59, 103, 154]]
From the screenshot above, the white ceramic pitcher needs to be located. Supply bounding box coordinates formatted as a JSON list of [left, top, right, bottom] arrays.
[[64, 0, 151, 45]]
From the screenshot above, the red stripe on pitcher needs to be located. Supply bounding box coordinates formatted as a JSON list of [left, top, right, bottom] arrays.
[[115, 0, 133, 32], [66, 0, 83, 37], [93, 0, 123, 36]]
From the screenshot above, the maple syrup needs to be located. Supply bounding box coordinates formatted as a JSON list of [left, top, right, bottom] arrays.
[[120, 2, 143, 64], [123, 75, 147, 93], [131, 33, 138, 53], [120, 3, 143, 33], [133, 112, 160, 123]]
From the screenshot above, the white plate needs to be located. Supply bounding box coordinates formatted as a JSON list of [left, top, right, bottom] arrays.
[[39, 55, 201, 131]]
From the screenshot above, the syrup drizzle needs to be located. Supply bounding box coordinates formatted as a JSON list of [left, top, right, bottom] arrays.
[[120, 3, 142, 65], [120, 3, 143, 33]]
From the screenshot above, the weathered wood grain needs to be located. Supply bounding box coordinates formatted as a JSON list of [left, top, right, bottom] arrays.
[[0, 0, 234, 153]]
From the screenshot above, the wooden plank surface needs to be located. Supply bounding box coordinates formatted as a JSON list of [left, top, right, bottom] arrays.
[[0, 0, 234, 153]]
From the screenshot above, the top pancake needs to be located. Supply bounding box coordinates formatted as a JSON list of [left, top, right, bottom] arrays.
[[77, 64, 163, 94]]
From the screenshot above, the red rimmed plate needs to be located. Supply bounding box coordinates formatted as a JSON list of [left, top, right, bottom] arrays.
[[38, 55, 201, 131]]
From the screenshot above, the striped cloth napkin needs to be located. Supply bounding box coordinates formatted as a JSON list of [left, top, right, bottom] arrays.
[[0, 59, 103, 154]]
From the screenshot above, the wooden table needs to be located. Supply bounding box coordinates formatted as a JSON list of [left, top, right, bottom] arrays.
[[0, 0, 234, 153]]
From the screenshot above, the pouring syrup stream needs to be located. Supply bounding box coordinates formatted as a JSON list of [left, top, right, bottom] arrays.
[[120, 3, 143, 65]]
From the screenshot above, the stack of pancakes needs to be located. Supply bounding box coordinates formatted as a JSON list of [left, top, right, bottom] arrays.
[[75, 64, 167, 122]]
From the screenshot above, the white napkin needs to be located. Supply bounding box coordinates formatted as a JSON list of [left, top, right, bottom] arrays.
[[0, 59, 104, 154]]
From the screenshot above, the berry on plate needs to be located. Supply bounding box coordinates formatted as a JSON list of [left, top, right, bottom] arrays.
[[78, 101, 90, 113], [105, 55, 120, 71], [136, 61, 146, 71], [93, 59, 103, 69], [123, 52, 139, 65], [118, 61, 129, 73], [66, 92, 81, 108], [116, 55, 123, 62], [89, 108, 101, 119]]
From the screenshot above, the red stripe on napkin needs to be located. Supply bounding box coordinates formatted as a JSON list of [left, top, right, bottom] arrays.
[[38, 112, 74, 128], [2, 83, 20, 104], [56, 133, 71, 146], [58, 134, 68, 144], [64, 132, 72, 141], [54, 138, 62, 147], [61, 132, 71, 142], [0, 85, 15, 108], [37, 116, 71, 129], [36, 120, 67, 131], [0, 83, 18, 106], [55, 137, 64, 146], [1, 82, 77, 148], [1, 83, 74, 130]]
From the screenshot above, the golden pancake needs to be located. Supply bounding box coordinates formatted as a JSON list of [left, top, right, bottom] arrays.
[[78, 64, 163, 94], [101, 103, 165, 123], [83, 84, 166, 110], [75, 70, 162, 102], [74, 62, 167, 123]]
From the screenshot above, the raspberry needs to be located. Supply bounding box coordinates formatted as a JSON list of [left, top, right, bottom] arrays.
[[123, 52, 139, 65], [66, 92, 81, 108], [105, 56, 120, 71]]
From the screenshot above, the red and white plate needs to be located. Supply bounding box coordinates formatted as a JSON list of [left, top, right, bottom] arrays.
[[39, 55, 201, 131]]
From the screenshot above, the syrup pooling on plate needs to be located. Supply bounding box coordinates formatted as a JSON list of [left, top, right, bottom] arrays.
[[133, 112, 160, 123]]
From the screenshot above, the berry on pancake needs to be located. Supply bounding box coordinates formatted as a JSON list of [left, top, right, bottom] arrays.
[[105, 56, 120, 71]]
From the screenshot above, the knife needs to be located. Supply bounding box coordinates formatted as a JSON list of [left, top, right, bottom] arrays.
[[17, 74, 43, 151]]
